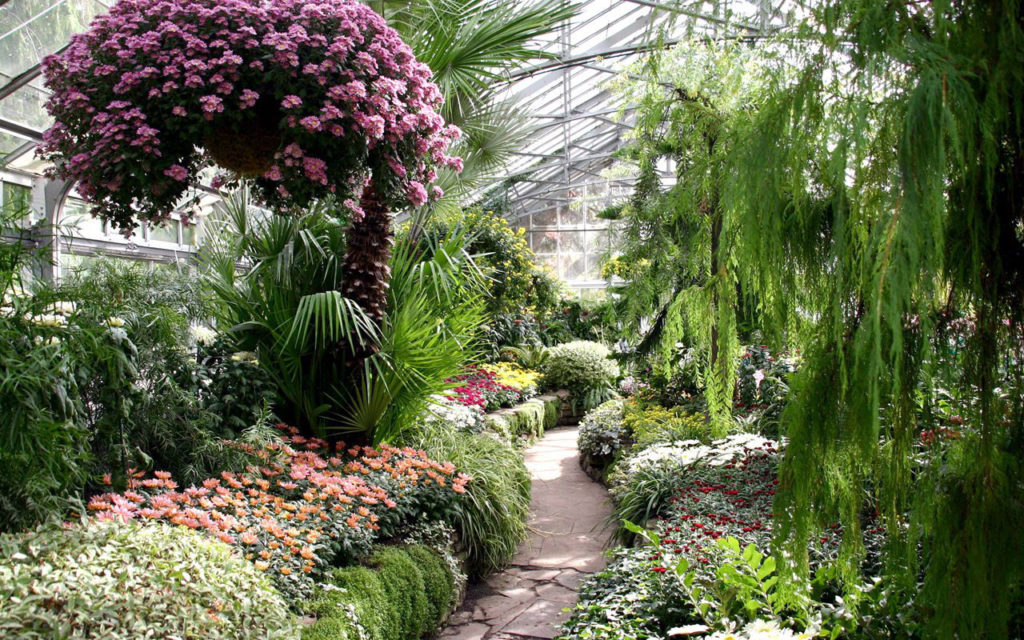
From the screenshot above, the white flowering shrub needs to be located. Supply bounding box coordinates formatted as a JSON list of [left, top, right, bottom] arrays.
[[619, 433, 777, 478], [694, 619, 813, 640], [421, 394, 487, 433]]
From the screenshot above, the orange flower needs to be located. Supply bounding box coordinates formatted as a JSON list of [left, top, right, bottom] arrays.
[[280, 567, 292, 575], [300, 546, 315, 559], [254, 561, 269, 571]]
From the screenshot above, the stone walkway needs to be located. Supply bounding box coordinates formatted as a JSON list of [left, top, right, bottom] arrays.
[[439, 426, 612, 640]]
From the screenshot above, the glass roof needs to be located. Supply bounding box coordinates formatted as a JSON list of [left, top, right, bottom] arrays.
[[0, 0, 112, 163], [491, 0, 796, 222]]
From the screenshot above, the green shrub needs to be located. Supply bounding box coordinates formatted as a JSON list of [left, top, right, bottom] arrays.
[[543, 340, 620, 410], [577, 399, 627, 462], [304, 545, 454, 640], [307, 565, 389, 639], [371, 546, 431, 640], [0, 520, 298, 639], [624, 403, 713, 450], [405, 545, 454, 624], [399, 425, 531, 576]]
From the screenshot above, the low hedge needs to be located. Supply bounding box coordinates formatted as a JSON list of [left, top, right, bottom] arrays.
[[484, 393, 561, 445], [303, 544, 454, 640]]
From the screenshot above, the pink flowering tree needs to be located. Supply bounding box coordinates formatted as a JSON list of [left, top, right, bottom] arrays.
[[41, 0, 462, 320]]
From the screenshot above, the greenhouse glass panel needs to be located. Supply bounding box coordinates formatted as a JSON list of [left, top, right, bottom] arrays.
[[0, 0, 109, 80]]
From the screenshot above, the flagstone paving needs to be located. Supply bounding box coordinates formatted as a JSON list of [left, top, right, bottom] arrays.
[[439, 426, 613, 640]]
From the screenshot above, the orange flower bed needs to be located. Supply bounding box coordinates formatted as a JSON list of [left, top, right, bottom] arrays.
[[87, 425, 469, 599]]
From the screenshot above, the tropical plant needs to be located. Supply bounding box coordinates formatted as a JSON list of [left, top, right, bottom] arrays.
[[417, 208, 562, 316], [0, 520, 299, 639], [338, 221, 487, 443], [205, 189, 485, 444], [373, 0, 578, 202], [203, 190, 378, 435], [505, 343, 550, 370], [304, 544, 455, 640]]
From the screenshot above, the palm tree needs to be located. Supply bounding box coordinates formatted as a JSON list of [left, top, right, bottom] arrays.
[[368, 0, 578, 204]]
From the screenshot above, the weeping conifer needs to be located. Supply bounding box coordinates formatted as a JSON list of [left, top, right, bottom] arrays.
[[724, 1, 1024, 636], [608, 42, 773, 431]]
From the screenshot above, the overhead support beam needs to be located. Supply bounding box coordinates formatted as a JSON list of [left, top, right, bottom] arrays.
[[0, 140, 38, 167], [0, 44, 69, 101], [0, 117, 43, 141], [621, 0, 761, 31]]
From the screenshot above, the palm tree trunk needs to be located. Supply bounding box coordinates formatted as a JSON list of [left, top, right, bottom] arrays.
[[343, 181, 393, 324]]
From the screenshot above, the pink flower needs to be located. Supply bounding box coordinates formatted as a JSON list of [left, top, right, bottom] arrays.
[[164, 164, 188, 181], [239, 89, 259, 109], [406, 181, 428, 207], [281, 94, 303, 109], [299, 115, 322, 131], [200, 94, 223, 116]]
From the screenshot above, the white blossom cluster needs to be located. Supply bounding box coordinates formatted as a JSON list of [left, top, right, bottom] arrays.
[[668, 619, 812, 640], [622, 433, 777, 476], [420, 394, 486, 433]]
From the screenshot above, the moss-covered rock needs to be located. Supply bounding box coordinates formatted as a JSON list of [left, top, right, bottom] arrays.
[[484, 394, 563, 446], [303, 545, 456, 640]]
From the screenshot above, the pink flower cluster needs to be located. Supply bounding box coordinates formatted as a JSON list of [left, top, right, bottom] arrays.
[[87, 425, 469, 600], [446, 365, 522, 412], [41, 0, 462, 232]]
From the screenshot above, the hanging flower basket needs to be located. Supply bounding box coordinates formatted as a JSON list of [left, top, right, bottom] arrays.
[[204, 96, 283, 177], [40, 0, 462, 233]]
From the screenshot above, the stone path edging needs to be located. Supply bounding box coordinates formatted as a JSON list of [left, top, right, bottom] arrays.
[[439, 426, 612, 640]]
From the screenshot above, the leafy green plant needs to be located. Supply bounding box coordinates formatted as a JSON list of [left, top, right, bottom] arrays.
[[203, 190, 378, 436], [577, 399, 628, 462], [624, 403, 713, 450], [399, 422, 530, 576], [542, 340, 620, 411], [0, 520, 299, 639], [505, 343, 550, 370], [338, 221, 487, 443], [207, 190, 486, 444], [304, 544, 454, 640]]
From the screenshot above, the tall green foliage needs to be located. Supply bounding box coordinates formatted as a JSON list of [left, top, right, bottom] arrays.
[[719, 2, 1024, 636], [339, 222, 486, 443], [371, 0, 578, 201], [203, 190, 378, 434], [608, 42, 774, 432]]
